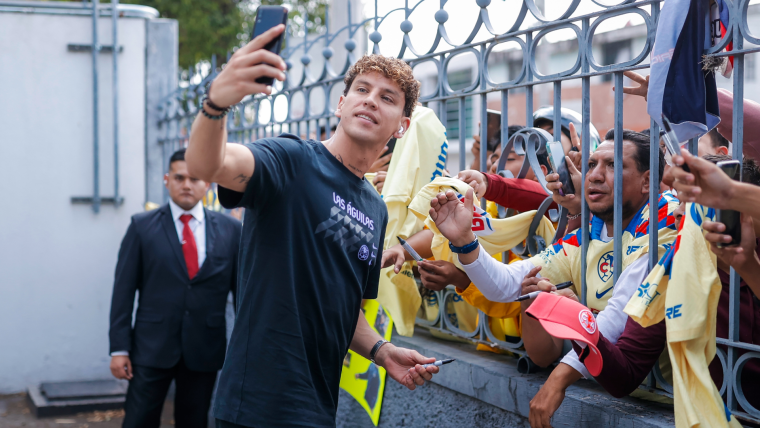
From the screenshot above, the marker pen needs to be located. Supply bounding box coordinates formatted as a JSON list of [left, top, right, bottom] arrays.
[[397, 236, 424, 262], [515, 281, 574, 302], [422, 358, 456, 368]]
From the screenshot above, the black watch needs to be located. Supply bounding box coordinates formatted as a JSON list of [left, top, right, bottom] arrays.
[[369, 339, 389, 365]]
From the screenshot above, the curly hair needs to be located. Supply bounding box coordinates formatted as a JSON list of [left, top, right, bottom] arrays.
[[343, 55, 420, 118]]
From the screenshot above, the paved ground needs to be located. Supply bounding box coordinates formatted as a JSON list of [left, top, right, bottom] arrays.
[[0, 393, 175, 428]]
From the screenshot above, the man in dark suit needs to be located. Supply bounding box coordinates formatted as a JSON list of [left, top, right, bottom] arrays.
[[109, 148, 241, 428]]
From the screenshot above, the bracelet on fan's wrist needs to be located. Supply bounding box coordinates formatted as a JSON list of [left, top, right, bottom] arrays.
[[449, 237, 479, 254]]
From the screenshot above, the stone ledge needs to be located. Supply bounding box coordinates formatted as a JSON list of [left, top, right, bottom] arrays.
[[391, 328, 675, 428]]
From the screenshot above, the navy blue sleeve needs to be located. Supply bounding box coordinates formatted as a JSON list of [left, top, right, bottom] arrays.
[[109, 217, 142, 354], [219, 136, 307, 210]]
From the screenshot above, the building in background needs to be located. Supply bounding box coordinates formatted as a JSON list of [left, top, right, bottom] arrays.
[[418, 4, 760, 173]]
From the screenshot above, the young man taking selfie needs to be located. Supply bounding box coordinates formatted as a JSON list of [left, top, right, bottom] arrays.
[[186, 24, 440, 428]]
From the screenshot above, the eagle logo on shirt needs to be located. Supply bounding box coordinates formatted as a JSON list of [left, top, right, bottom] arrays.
[[358, 245, 370, 261], [597, 251, 613, 283]]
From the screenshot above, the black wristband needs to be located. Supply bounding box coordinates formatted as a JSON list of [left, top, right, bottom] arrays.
[[369, 339, 388, 364]]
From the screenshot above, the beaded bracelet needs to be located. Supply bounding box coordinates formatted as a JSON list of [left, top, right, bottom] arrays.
[[203, 96, 230, 113], [567, 212, 581, 221], [200, 103, 228, 121]]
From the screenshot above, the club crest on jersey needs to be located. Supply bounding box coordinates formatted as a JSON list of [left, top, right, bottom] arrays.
[[358, 245, 370, 261], [597, 251, 613, 283], [579, 310, 597, 334]]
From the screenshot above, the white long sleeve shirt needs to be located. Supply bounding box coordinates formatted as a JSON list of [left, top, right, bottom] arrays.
[[459, 224, 651, 378]]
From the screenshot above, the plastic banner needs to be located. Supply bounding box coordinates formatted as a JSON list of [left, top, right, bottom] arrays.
[[338, 300, 393, 426]]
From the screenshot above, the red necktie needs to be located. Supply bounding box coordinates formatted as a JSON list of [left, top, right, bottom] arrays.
[[179, 214, 199, 280]]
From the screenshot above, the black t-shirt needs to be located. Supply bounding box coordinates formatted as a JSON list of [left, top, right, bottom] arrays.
[[214, 134, 388, 427]]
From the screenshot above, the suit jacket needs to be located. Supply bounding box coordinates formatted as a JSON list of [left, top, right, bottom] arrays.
[[109, 203, 242, 372]]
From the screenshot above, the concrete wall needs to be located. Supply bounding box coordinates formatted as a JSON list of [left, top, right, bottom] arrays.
[[0, 4, 174, 393], [337, 329, 676, 428], [337, 379, 531, 428]]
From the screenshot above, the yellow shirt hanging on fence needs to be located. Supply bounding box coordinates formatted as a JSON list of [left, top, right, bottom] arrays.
[[408, 177, 557, 269], [407, 178, 556, 337], [373, 106, 449, 337], [625, 203, 741, 428]]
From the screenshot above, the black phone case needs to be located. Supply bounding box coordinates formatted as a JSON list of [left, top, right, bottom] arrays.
[[251, 6, 288, 85], [717, 209, 741, 247], [716, 161, 741, 247], [547, 141, 575, 196], [386, 137, 397, 154]]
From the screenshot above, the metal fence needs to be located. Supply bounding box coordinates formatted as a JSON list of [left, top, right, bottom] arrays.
[[156, 0, 760, 423]]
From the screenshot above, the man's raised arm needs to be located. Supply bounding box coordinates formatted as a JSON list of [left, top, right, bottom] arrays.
[[186, 25, 288, 192]]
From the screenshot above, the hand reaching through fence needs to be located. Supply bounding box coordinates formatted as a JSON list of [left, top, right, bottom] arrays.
[[618, 70, 649, 100], [704, 214, 760, 278], [457, 170, 488, 198], [546, 123, 583, 216], [667, 151, 740, 210]]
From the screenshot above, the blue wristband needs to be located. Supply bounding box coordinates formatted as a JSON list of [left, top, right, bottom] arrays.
[[449, 238, 479, 254]]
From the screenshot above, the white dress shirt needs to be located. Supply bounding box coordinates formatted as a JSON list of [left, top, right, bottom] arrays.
[[111, 200, 207, 358], [459, 224, 651, 378]]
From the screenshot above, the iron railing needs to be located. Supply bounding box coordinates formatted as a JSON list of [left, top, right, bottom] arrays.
[[155, 0, 759, 423]]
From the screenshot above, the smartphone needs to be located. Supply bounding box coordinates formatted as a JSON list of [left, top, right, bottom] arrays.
[[716, 160, 741, 247], [250, 6, 289, 85], [386, 137, 397, 155], [485, 110, 501, 152], [546, 140, 575, 196], [376, 137, 397, 168], [661, 113, 690, 173]]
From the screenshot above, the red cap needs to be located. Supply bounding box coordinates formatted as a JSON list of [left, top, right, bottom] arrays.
[[525, 292, 603, 376]]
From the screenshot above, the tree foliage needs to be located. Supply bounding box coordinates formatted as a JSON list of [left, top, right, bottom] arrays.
[[121, 0, 243, 69], [120, 0, 329, 69]]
